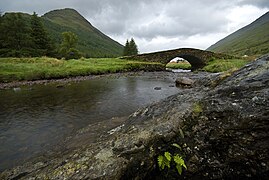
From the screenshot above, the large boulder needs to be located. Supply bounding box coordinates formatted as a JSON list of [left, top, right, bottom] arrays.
[[175, 77, 195, 87], [1, 55, 268, 179]]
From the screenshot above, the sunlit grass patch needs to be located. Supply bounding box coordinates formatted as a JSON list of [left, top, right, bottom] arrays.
[[166, 62, 191, 70]]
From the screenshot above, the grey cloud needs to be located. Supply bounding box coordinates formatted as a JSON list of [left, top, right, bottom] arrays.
[[91, 0, 230, 39], [0, 0, 268, 52], [238, 0, 269, 8]]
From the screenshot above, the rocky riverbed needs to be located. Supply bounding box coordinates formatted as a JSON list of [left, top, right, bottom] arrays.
[[1, 55, 268, 179], [0, 72, 141, 90], [0, 71, 216, 90]]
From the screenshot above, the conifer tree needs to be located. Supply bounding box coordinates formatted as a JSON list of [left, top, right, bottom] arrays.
[[0, 13, 32, 57], [123, 38, 138, 56], [0, 12, 3, 49], [30, 12, 53, 56], [129, 38, 138, 55], [123, 39, 130, 56]]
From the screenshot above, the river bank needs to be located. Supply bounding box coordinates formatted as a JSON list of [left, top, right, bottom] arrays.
[[0, 70, 217, 90], [0, 71, 146, 89], [0, 56, 251, 89], [0, 57, 164, 84]]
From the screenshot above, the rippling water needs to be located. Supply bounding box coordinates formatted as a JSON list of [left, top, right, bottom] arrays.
[[0, 73, 180, 171]]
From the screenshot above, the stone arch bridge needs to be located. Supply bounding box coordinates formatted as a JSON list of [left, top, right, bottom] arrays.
[[124, 48, 230, 70]]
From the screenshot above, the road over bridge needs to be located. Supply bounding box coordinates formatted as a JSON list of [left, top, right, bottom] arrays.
[[124, 48, 230, 70]]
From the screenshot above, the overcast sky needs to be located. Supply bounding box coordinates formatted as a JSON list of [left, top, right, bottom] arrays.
[[1, 0, 268, 53]]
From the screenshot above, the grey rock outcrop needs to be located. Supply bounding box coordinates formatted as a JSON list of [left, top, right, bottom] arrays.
[[1, 55, 268, 179]]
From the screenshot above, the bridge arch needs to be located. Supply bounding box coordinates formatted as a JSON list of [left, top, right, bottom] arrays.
[[123, 48, 229, 70], [165, 54, 205, 70], [177, 55, 205, 70]]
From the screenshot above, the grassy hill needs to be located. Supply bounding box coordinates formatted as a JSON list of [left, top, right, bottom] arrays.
[[42, 8, 124, 58], [207, 11, 269, 57]]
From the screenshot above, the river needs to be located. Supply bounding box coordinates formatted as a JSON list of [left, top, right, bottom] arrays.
[[0, 72, 180, 171]]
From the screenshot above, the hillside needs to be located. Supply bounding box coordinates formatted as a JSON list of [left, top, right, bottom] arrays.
[[42, 8, 124, 57], [207, 11, 269, 57]]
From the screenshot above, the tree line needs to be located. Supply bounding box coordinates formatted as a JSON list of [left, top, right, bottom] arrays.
[[0, 12, 139, 59], [0, 12, 81, 59], [123, 38, 138, 56]]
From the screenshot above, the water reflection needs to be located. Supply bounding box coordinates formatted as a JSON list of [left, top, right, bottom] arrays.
[[166, 68, 191, 73], [0, 74, 179, 171]]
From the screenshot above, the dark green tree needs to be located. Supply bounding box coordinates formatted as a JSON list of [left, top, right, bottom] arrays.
[[0, 12, 3, 49], [129, 38, 138, 55], [0, 13, 32, 57], [123, 38, 138, 56], [59, 31, 81, 59], [123, 39, 130, 56], [30, 12, 54, 56]]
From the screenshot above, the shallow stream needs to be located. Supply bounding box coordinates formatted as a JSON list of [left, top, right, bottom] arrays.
[[0, 72, 180, 171]]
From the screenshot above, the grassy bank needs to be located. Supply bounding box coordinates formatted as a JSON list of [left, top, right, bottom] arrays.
[[166, 62, 191, 70], [202, 58, 252, 73], [0, 57, 252, 83], [0, 57, 164, 82]]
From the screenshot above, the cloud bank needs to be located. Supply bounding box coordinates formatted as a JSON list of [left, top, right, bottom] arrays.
[[0, 0, 268, 52]]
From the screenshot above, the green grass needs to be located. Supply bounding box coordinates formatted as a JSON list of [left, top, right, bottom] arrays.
[[166, 62, 191, 69], [202, 58, 251, 73], [0, 57, 163, 82]]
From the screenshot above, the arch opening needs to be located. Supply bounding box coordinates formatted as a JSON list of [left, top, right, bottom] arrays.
[[166, 57, 191, 72], [178, 55, 205, 70]]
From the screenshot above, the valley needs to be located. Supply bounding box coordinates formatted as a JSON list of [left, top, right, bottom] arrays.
[[0, 6, 268, 180]]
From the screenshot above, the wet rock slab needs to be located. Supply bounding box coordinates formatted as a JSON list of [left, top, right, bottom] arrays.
[[1, 55, 269, 179]]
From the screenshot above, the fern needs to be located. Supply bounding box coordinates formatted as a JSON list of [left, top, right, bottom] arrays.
[[157, 152, 172, 170], [174, 154, 187, 175], [157, 148, 187, 175], [164, 152, 171, 162], [158, 155, 165, 169]]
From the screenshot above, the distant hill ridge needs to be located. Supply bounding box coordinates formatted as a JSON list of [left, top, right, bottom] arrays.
[[207, 11, 269, 57], [42, 8, 124, 57]]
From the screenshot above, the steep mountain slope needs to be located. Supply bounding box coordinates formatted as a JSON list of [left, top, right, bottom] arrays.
[[42, 8, 124, 57], [207, 11, 269, 57]]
